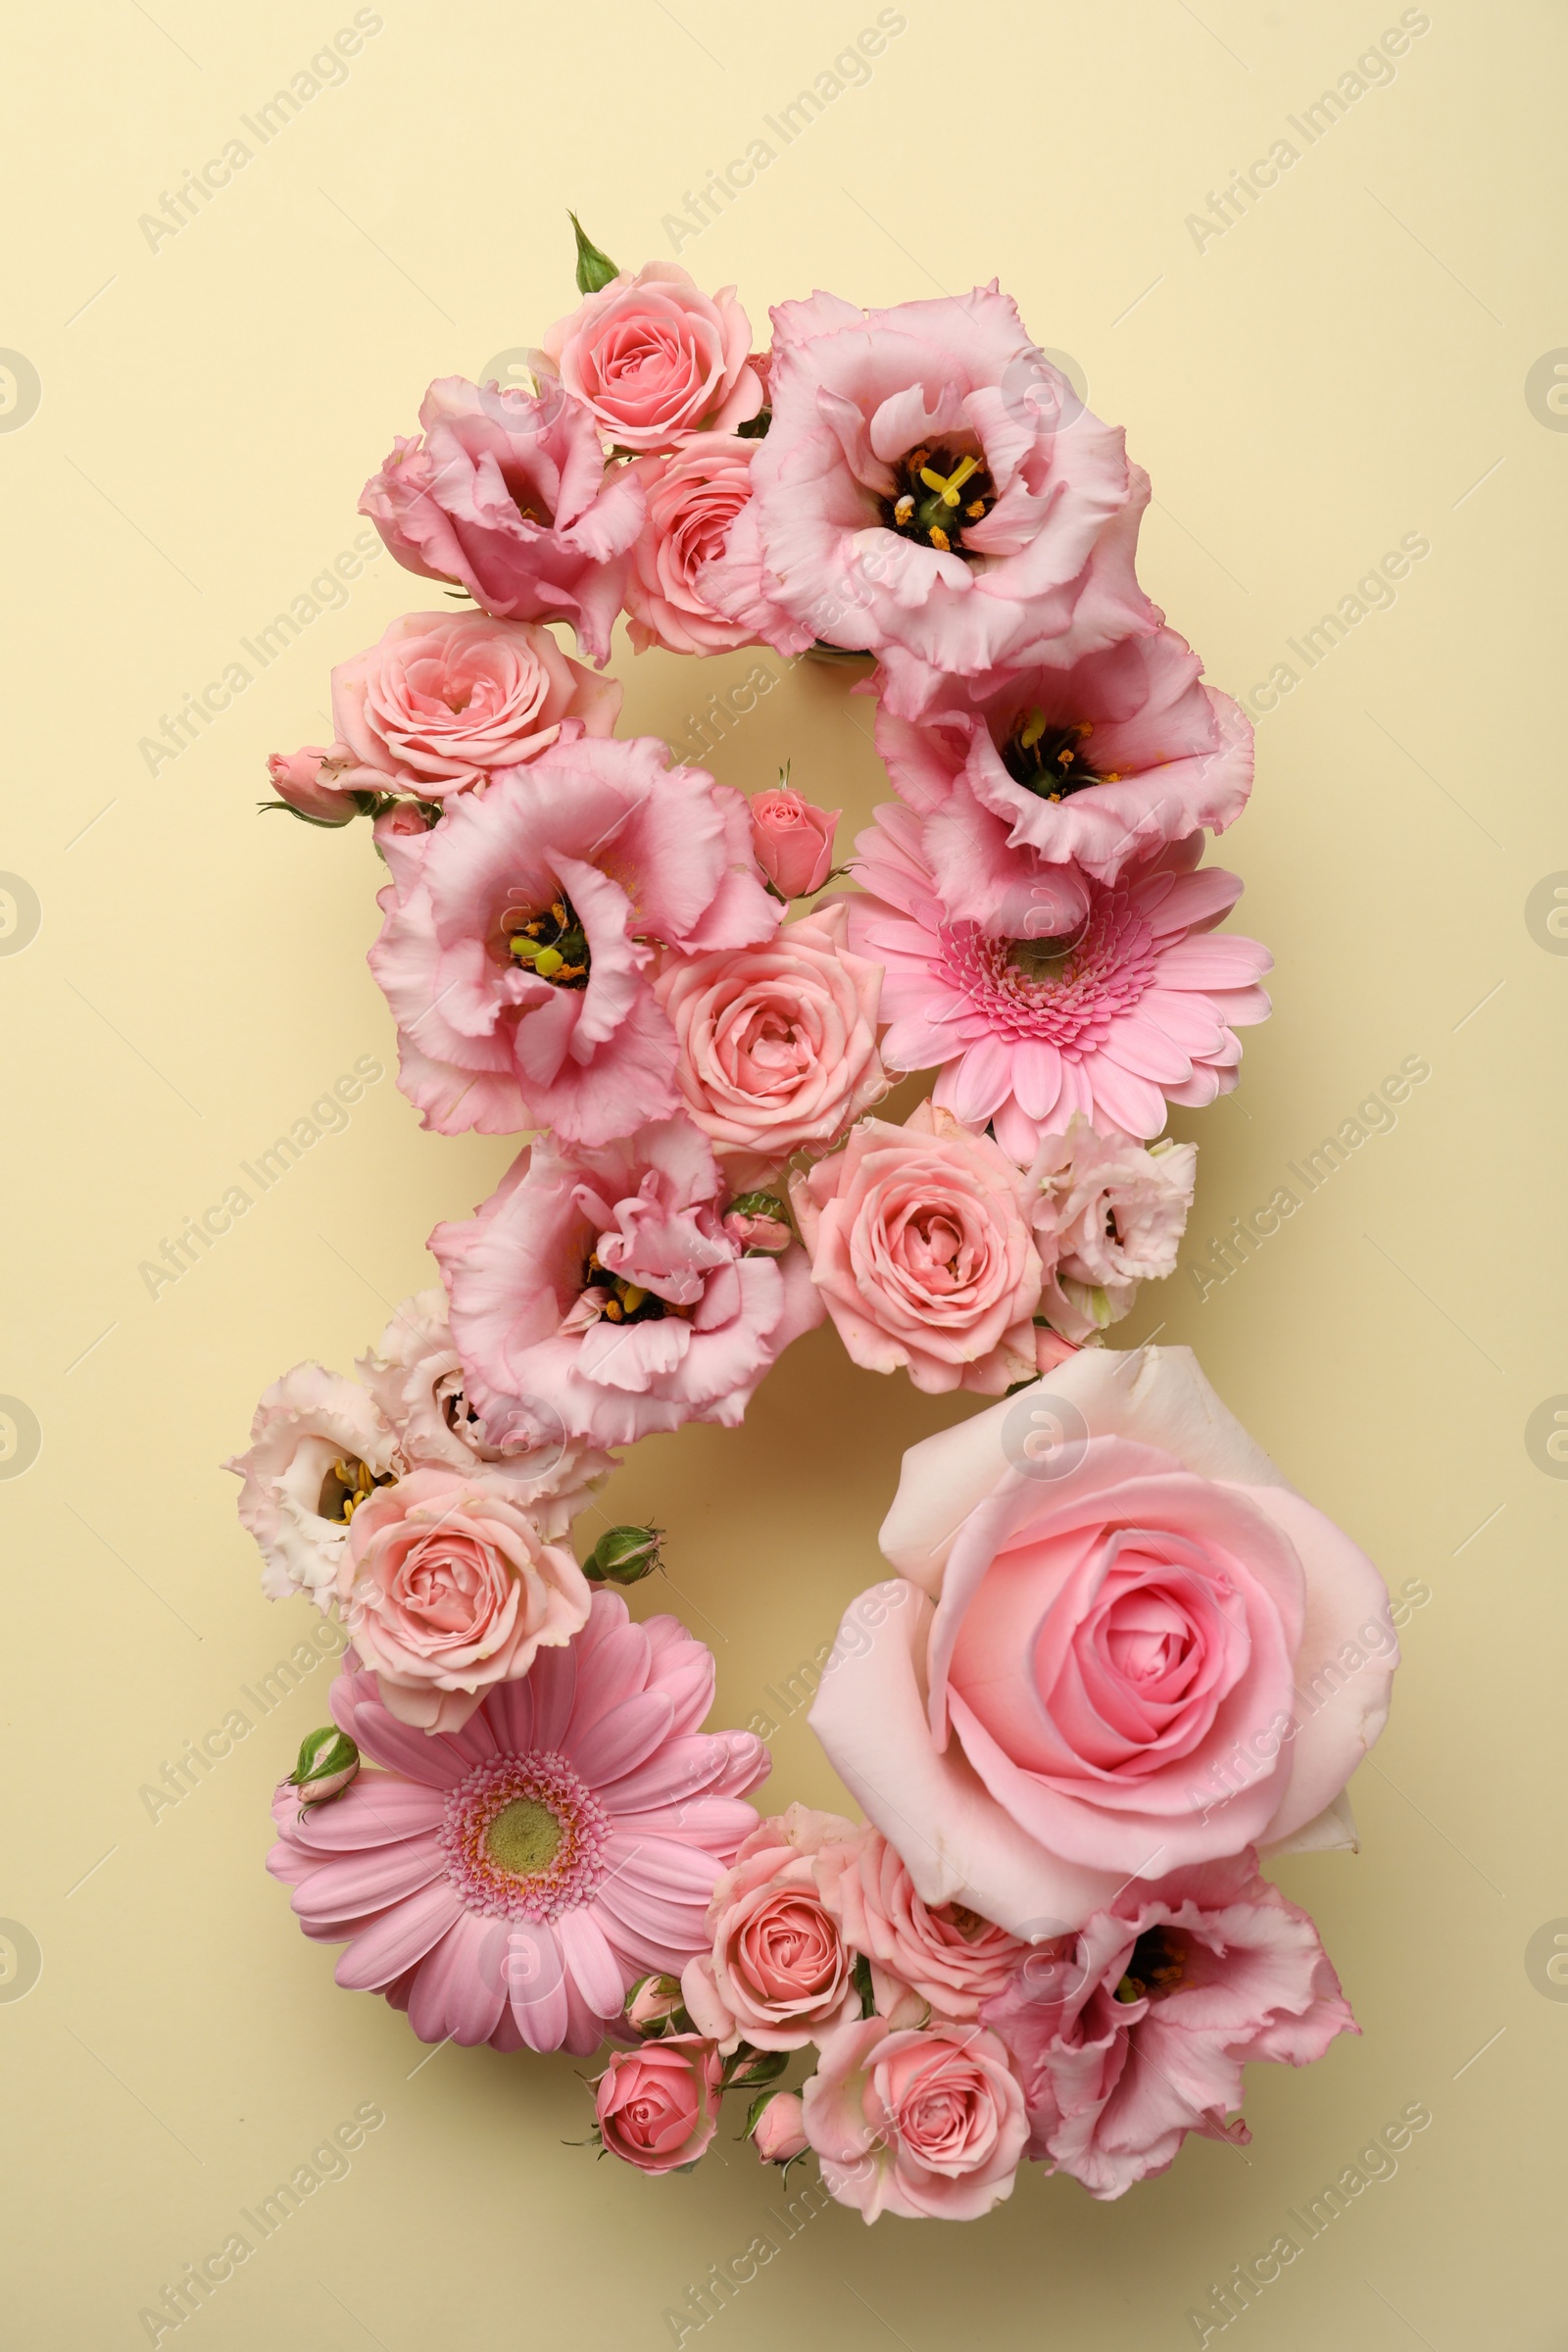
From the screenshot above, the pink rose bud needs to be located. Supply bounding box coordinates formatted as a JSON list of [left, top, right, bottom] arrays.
[[286, 1726, 360, 1808], [626, 1973, 687, 2035], [582, 1524, 662, 1586], [750, 2089, 808, 2165], [749, 783, 840, 899], [722, 1193, 793, 1255], [266, 747, 366, 826]]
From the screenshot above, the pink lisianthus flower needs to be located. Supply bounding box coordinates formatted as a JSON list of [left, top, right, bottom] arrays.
[[226, 1363, 402, 1607], [789, 1100, 1045, 1396], [595, 2034, 726, 2173], [871, 626, 1254, 886], [330, 611, 621, 799], [358, 1289, 614, 1530], [680, 1803, 861, 2053], [367, 733, 779, 1145], [623, 434, 770, 654], [699, 287, 1157, 706], [814, 1827, 1027, 2022], [359, 375, 644, 664], [539, 262, 762, 453], [848, 808, 1272, 1156], [333, 1466, 593, 1734], [429, 1115, 824, 1449], [980, 1850, 1357, 2199], [268, 1592, 769, 2054], [655, 901, 884, 1184], [1029, 1120, 1197, 1343], [748, 787, 840, 899], [809, 1347, 1399, 1936], [803, 2016, 1029, 2222]]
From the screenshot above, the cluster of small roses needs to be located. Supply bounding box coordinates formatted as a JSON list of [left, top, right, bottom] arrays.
[[234, 223, 1397, 2223]]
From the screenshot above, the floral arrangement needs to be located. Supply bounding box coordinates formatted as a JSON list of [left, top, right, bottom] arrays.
[[232, 220, 1397, 2219]]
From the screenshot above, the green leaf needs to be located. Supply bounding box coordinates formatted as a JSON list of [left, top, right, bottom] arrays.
[[568, 213, 619, 295]]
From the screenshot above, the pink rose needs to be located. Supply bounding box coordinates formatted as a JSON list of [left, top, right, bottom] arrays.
[[595, 2035, 725, 2174], [655, 902, 884, 1180], [1029, 1120, 1197, 1343], [266, 747, 367, 824], [790, 1100, 1044, 1395], [368, 732, 779, 1145], [430, 1115, 824, 1449], [872, 626, 1254, 886], [625, 1974, 687, 2035], [680, 1804, 860, 2052], [700, 287, 1157, 710], [722, 1208, 792, 1254], [226, 1363, 401, 1606], [815, 1829, 1027, 2022], [803, 2017, 1028, 2222], [335, 1465, 593, 1733], [809, 1347, 1399, 1933], [330, 611, 620, 799], [623, 435, 766, 654], [752, 2089, 808, 2165], [748, 787, 840, 899], [540, 262, 762, 453], [980, 1850, 1356, 2198], [359, 375, 644, 664]]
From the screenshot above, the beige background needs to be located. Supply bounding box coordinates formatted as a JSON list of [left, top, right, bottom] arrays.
[[3, 0, 1564, 2343]]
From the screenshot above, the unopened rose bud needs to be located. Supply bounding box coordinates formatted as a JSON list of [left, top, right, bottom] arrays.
[[287, 1727, 360, 1806], [749, 2088, 808, 2164], [722, 1193, 792, 1254], [625, 1973, 687, 2034], [265, 748, 365, 826], [583, 1525, 662, 1585], [749, 778, 840, 898]]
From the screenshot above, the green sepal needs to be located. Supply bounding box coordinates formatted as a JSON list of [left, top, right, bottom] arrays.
[[568, 213, 619, 294], [852, 1950, 877, 2019]]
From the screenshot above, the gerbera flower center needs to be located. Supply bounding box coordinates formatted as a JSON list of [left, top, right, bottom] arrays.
[[882, 442, 996, 555], [1113, 1924, 1187, 2003], [441, 1751, 610, 1923], [508, 895, 591, 987], [1002, 712, 1116, 802]]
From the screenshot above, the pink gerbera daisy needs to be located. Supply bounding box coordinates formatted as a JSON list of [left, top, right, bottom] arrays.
[[846, 806, 1271, 1157], [268, 1592, 769, 2054]]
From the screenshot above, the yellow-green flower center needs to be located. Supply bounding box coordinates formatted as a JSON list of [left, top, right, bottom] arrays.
[[485, 1797, 564, 1878]]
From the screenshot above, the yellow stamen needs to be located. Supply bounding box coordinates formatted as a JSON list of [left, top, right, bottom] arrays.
[[917, 454, 981, 507], [532, 946, 564, 977], [1018, 710, 1048, 752], [604, 1298, 624, 1322], [965, 498, 986, 519], [618, 1283, 648, 1314], [929, 525, 951, 553], [894, 493, 914, 525], [509, 936, 539, 961]]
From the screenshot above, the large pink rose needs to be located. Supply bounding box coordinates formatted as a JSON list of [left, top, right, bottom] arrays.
[[980, 1850, 1356, 2198], [809, 1347, 1397, 1933], [872, 627, 1253, 886], [329, 611, 620, 798], [335, 1465, 593, 1733], [790, 1100, 1046, 1396], [623, 435, 766, 654], [655, 901, 884, 1181], [814, 1828, 1027, 2022], [360, 375, 644, 664], [595, 2035, 726, 2173], [430, 1115, 824, 1449], [680, 1804, 860, 2052], [699, 287, 1156, 710], [540, 263, 762, 453], [803, 2016, 1028, 2222], [368, 733, 779, 1145]]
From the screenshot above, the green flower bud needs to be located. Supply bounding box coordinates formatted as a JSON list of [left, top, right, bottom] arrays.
[[568, 212, 619, 295], [583, 1525, 662, 1585], [287, 1727, 360, 1807]]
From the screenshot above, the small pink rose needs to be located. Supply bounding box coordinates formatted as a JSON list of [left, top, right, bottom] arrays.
[[681, 1804, 861, 2052], [624, 435, 764, 655], [267, 747, 365, 824], [722, 1209, 792, 1254], [626, 1974, 688, 2035], [749, 788, 839, 899], [595, 2035, 724, 2174], [803, 2017, 1028, 2223], [752, 2089, 808, 2165], [540, 262, 762, 453], [815, 1828, 1027, 2021]]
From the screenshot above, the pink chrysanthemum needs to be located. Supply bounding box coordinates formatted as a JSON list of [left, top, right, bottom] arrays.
[[847, 807, 1271, 1156], [268, 1592, 769, 2055]]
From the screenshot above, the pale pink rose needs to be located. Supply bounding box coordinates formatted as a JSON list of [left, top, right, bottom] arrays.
[[330, 611, 620, 799], [748, 787, 840, 899], [980, 1850, 1356, 2198], [815, 1828, 1027, 2022], [809, 1347, 1399, 1936], [595, 2035, 726, 2173], [872, 627, 1254, 886], [1029, 1120, 1197, 1343], [226, 1364, 401, 1606], [360, 375, 644, 664], [722, 1209, 792, 1254], [655, 902, 884, 1179], [804, 2016, 1028, 2222], [335, 1464, 592, 1734], [752, 2089, 808, 2164], [357, 1289, 613, 1533], [540, 263, 762, 453], [430, 1115, 824, 1449], [368, 732, 779, 1145], [623, 435, 768, 654], [680, 1804, 860, 2052], [266, 746, 367, 824], [790, 1100, 1043, 1396], [700, 287, 1157, 708]]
